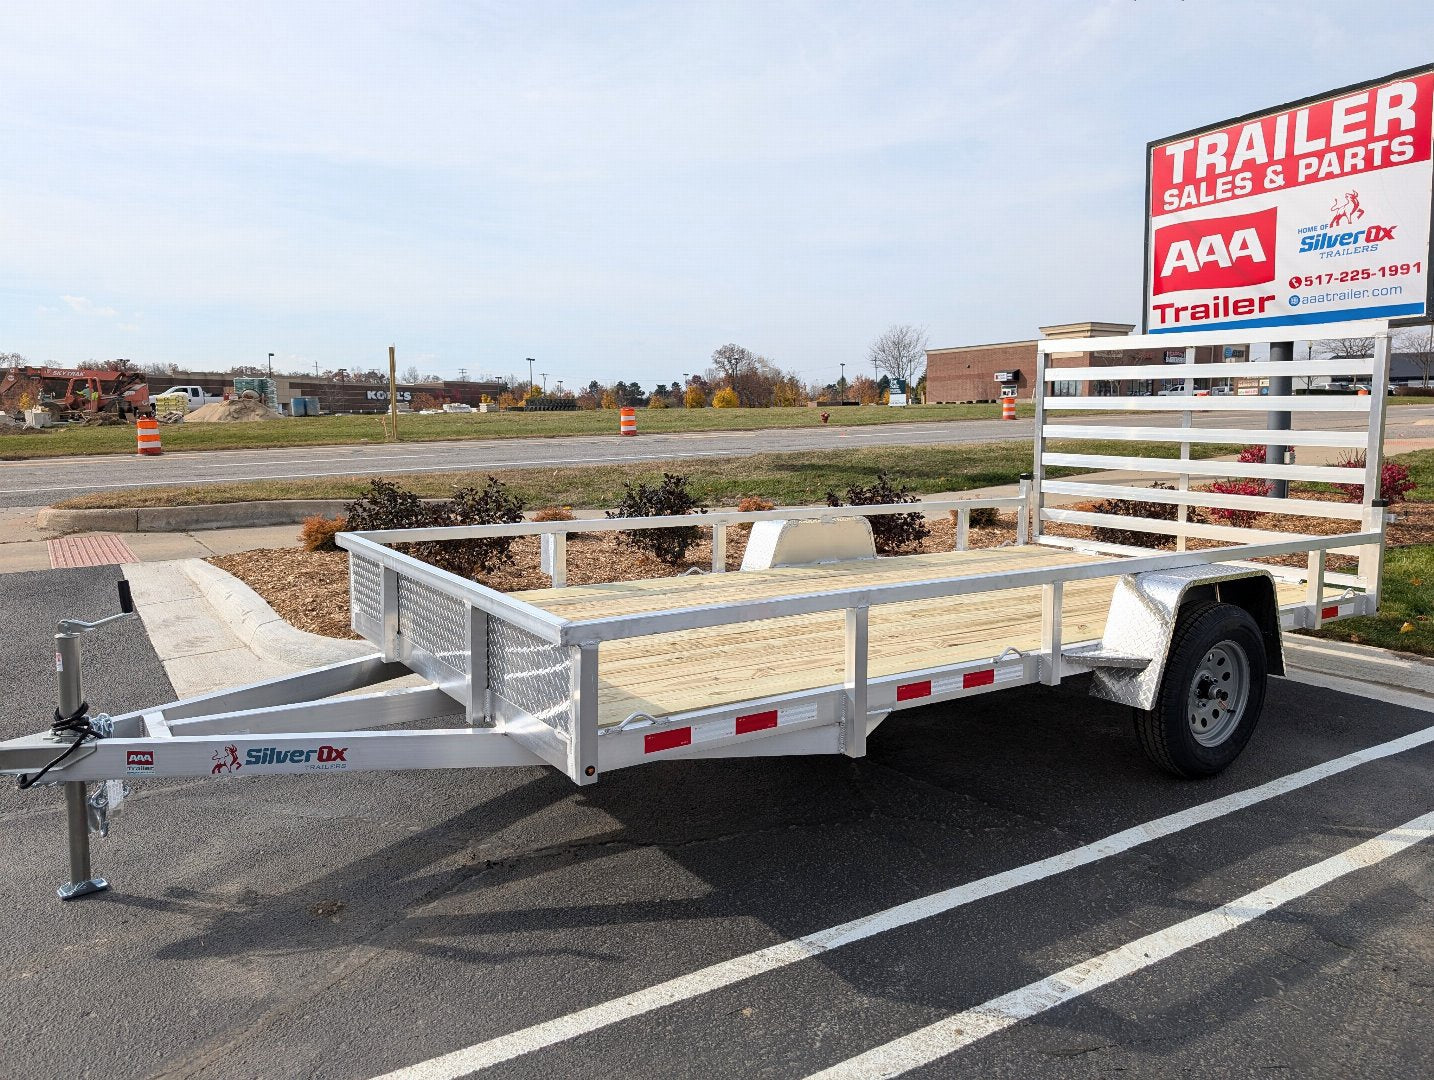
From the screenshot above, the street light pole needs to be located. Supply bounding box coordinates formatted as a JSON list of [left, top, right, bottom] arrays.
[[839, 362, 846, 402], [526, 357, 536, 394], [682, 373, 691, 407], [268, 352, 274, 377], [539, 372, 548, 392]]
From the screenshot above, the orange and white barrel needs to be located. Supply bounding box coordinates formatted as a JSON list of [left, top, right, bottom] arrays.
[[1001, 396, 1016, 420], [136, 417, 163, 455], [620, 406, 637, 436]]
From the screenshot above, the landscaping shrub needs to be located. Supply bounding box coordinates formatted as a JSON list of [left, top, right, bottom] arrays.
[[712, 387, 740, 409], [344, 478, 429, 531], [1238, 444, 1267, 464], [683, 385, 707, 408], [1088, 483, 1178, 548], [1201, 479, 1270, 528], [343, 475, 526, 576], [647, 395, 669, 409], [1333, 451, 1417, 504], [608, 473, 705, 564], [299, 514, 347, 552], [959, 505, 1000, 528], [532, 506, 575, 522], [422, 476, 527, 573], [825, 473, 929, 554]]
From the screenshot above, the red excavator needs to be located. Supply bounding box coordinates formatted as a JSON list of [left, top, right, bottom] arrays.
[[0, 365, 150, 420]]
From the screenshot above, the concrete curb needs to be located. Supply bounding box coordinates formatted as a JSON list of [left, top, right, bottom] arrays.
[[38, 500, 351, 535], [1283, 634, 1434, 696], [181, 558, 372, 668]]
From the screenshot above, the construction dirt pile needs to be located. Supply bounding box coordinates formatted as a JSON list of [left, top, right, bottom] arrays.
[[185, 397, 282, 423]]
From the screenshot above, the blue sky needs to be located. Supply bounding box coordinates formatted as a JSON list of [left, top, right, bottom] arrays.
[[3, 1, 1431, 388]]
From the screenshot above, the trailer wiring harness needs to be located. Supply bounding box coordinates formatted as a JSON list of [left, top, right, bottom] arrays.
[[16, 704, 112, 790]]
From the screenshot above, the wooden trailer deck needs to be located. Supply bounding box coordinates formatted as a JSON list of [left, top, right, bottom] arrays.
[[512, 545, 1323, 727]]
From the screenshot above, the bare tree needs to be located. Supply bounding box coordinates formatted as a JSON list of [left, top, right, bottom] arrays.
[[1395, 323, 1434, 388], [401, 364, 422, 384], [1313, 336, 1375, 359], [710, 343, 755, 385], [868, 324, 928, 389]]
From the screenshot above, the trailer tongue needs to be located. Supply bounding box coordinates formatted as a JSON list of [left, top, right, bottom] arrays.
[[0, 322, 1395, 901]]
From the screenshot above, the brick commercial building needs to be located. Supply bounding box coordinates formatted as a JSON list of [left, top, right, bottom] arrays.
[[152, 371, 504, 414], [926, 321, 1237, 402]]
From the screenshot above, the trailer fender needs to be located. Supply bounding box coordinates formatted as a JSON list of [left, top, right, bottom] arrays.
[[1087, 565, 1284, 711]]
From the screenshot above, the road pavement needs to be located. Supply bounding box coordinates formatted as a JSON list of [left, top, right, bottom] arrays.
[[1, 568, 1430, 1079], [2, 405, 1432, 508]]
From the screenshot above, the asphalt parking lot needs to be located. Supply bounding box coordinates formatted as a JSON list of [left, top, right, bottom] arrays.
[[2, 568, 1431, 1079]]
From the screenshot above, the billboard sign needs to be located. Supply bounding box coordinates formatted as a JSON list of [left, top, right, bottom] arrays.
[[1144, 65, 1434, 334]]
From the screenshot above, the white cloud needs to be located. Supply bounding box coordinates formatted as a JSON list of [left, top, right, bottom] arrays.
[[61, 295, 118, 317]]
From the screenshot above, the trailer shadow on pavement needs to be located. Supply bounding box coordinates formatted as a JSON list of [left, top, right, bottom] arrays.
[[2, 568, 1431, 1080]]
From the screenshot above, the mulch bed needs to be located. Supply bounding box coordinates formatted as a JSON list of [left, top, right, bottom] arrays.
[[211, 513, 1018, 640]]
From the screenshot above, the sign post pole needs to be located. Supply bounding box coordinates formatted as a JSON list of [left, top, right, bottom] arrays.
[[387, 344, 399, 443], [1266, 341, 1293, 498]]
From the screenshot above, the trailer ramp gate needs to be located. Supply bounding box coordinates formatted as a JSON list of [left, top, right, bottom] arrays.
[[0, 320, 1394, 898]]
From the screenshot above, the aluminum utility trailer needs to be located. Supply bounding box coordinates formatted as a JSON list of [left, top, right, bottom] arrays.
[[1, 321, 1396, 900]]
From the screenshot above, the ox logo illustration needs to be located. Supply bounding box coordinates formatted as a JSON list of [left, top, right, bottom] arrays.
[[211, 744, 242, 774], [1329, 191, 1365, 228]]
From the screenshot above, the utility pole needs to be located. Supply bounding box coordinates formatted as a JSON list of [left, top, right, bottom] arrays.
[[457, 367, 468, 382], [388, 344, 399, 442]]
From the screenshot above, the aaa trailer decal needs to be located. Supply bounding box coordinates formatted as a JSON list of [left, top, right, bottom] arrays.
[[1145, 67, 1434, 332]]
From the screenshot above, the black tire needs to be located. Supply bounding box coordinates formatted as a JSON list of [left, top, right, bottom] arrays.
[[1135, 602, 1268, 778]]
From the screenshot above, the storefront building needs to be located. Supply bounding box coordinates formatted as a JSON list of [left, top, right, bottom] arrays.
[[926, 321, 1236, 401]]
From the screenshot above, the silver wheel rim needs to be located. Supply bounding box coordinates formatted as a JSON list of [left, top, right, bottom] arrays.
[[1187, 641, 1249, 747]]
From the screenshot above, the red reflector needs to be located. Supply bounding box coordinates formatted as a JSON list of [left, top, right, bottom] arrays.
[[963, 669, 995, 689], [1321, 605, 1339, 620], [896, 680, 932, 701], [735, 710, 779, 734], [644, 727, 692, 754]]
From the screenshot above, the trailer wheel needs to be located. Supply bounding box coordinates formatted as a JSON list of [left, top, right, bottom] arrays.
[[1135, 602, 1267, 778]]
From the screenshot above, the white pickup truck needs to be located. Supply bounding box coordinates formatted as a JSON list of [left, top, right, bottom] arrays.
[[157, 385, 223, 409]]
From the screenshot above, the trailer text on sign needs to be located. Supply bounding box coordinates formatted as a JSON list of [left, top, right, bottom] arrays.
[[1143, 65, 1434, 333]]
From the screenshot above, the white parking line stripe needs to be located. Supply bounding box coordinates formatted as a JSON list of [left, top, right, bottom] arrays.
[[368, 724, 1434, 1080], [806, 810, 1434, 1079]]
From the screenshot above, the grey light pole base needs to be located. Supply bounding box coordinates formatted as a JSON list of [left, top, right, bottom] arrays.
[[57, 877, 109, 901]]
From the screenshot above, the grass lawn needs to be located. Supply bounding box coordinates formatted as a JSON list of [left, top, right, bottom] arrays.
[[1308, 544, 1434, 656], [1299, 448, 1433, 656], [0, 402, 1036, 460]]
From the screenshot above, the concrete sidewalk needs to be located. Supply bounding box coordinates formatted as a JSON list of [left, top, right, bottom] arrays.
[[124, 558, 371, 697], [0, 506, 304, 573]]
